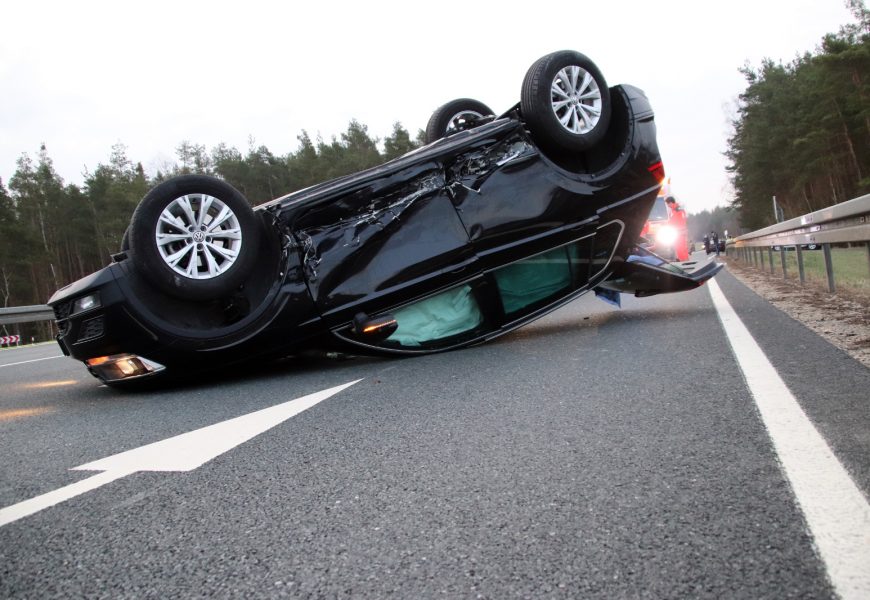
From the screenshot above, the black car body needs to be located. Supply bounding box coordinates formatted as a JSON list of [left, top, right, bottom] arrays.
[[48, 53, 722, 386]]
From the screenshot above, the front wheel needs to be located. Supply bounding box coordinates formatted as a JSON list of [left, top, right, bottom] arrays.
[[128, 175, 261, 301], [521, 50, 612, 153]]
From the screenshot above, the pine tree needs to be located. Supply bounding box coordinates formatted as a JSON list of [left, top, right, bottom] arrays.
[[382, 122, 420, 160]]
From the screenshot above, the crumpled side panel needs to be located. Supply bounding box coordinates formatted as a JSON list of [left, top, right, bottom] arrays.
[[293, 171, 475, 316]]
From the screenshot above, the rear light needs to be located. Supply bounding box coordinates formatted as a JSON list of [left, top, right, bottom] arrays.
[[648, 161, 665, 183]]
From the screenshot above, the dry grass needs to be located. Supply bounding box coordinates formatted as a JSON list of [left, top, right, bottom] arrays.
[[752, 247, 870, 297]]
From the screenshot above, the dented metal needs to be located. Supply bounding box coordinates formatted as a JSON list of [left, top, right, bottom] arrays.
[[294, 231, 321, 281]]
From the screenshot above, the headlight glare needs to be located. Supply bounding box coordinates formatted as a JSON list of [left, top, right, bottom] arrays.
[[655, 225, 678, 246]]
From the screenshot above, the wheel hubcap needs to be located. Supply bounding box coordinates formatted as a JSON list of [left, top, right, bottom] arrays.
[[446, 110, 484, 134], [549, 65, 602, 135], [155, 193, 243, 280]]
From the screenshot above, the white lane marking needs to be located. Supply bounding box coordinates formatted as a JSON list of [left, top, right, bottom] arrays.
[[75, 379, 361, 472], [708, 278, 870, 600], [0, 355, 64, 368], [0, 471, 134, 528], [0, 379, 361, 527]]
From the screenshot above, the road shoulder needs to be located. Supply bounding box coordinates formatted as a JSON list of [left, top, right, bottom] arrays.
[[723, 256, 870, 368]]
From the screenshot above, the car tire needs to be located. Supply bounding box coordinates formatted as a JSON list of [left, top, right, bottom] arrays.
[[425, 98, 494, 144], [128, 175, 261, 301], [521, 50, 611, 152]]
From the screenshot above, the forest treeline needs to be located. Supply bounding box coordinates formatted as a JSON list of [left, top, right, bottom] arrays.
[[725, 0, 870, 229], [0, 121, 422, 339]]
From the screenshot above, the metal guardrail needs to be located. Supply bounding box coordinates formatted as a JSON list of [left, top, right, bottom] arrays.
[[0, 305, 54, 326], [727, 193, 870, 292]]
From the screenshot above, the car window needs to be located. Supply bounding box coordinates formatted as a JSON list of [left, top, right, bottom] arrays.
[[385, 284, 484, 347], [648, 196, 669, 221], [336, 230, 609, 352], [493, 236, 595, 319], [494, 246, 572, 316]]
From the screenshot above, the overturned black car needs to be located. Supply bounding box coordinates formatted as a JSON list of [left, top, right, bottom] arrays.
[[48, 51, 722, 387]]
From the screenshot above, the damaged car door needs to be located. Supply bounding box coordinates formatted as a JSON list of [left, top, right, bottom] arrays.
[[290, 160, 477, 321]]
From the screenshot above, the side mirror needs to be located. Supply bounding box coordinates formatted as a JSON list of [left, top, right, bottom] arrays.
[[352, 312, 399, 342]]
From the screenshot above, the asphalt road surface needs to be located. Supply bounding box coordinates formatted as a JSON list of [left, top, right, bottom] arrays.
[[1, 267, 868, 599]]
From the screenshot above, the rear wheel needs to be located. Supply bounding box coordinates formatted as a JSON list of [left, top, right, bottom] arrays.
[[425, 98, 494, 143], [128, 175, 261, 301], [521, 50, 611, 153]]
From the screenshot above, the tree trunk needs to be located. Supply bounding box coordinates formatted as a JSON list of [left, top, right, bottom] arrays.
[[36, 206, 59, 290], [832, 97, 864, 182], [86, 197, 110, 261], [801, 186, 813, 213], [849, 66, 870, 139]]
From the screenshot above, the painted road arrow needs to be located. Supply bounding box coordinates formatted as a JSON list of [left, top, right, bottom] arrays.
[[0, 379, 361, 527]]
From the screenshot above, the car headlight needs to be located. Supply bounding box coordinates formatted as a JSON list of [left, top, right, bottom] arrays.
[[85, 354, 165, 381], [71, 292, 101, 315], [655, 225, 678, 246]]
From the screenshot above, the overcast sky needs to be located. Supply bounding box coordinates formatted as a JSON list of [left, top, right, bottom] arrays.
[[0, 0, 857, 214]]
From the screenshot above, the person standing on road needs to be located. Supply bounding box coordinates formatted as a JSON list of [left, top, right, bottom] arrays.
[[665, 196, 689, 261], [711, 231, 720, 256]]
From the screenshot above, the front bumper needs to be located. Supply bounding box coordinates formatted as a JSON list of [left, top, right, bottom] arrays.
[[50, 264, 169, 381]]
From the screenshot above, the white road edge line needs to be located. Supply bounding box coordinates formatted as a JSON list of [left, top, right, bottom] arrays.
[[708, 277, 870, 600], [0, 355, 64, 368], [0, 379, 362, 528]]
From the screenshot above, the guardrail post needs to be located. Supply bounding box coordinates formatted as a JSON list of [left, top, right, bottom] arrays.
[[780, 247, 787, 279], [796, 244, 806, 285], [822, 243, 836, 293], [768, 247, 775, 274], [734, 194, 869, 282]]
